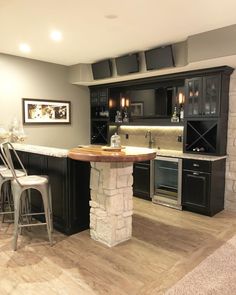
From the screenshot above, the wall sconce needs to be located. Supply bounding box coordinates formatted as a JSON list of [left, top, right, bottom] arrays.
[[178, 92, 185, 121], [178, 92, 185, 105], [125, 98, 130, 108], [121, 97, 125, 108], [109, 98, 113, 108]]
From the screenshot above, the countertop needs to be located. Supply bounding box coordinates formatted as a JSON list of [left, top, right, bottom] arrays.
[[68, 145, 156, 162], [12, 143, 227, 161], [13, 143, 69, 158], [154, 149, 227, 161]]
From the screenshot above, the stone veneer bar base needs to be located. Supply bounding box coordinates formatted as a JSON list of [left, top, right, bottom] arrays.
[[89, 162, 133, 247]]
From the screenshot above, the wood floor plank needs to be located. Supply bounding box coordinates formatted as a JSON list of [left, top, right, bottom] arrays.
[[1, 197, 236, 294]]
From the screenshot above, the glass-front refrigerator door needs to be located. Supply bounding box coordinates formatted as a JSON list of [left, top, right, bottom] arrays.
[[154, 158, 178, 200], [153, 157, 182, 210]]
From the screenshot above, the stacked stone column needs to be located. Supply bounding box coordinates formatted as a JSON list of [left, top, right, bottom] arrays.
[[89, 162, 133, 247], [225, 70, 236, 211]]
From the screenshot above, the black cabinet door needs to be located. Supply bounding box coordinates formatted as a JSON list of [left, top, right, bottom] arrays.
[[11, 150, 29, 169], [182, 159, 226, 216], [27, 153, 47, 175], [90, 88, 109, 144], [185, 75, 221, 118], [202, 75, 220, 117], [185, 78, 202, 117], [182, 170, 210, 213], [133, 162, 150, 200], [90, 88, 109, 120], [13, 151, 90, 235], [47, 156, 68, 232], [68, 159, 90, 232]]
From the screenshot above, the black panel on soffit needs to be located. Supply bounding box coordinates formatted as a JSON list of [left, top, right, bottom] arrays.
[[115, 53, 139, 76], [145, 45, 175, 71], [91, 59, 112, 80]]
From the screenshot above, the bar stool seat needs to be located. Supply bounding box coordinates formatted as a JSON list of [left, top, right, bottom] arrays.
[[16, 175, 48, 186], [0, 165, 7, 171], [1, 142, 53, 251], [1, 169, 25, 178], [11, 175, 53, 250]]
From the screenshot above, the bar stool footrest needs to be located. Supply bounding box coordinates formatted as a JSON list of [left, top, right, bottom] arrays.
[[19, 222, 47, 228]]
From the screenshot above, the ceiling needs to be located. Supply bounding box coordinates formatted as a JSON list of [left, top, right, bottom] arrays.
[[0, 0, 236, 66]]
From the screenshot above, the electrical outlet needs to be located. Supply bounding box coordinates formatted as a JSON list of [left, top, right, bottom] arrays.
[[177, 135, 182, 142]]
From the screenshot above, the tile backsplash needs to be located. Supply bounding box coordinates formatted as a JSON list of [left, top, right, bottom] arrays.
[[118, 126, 184, 151]]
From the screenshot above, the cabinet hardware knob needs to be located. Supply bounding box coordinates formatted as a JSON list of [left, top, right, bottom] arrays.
[[193, 164, 199, 167]]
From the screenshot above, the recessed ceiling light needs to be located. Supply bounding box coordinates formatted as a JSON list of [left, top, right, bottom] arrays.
[[105, 14, 118, 19], [50, 30, 62, 41], [19, 43, 31, 53]]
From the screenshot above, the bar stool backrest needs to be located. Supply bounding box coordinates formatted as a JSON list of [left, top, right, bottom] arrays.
[[0, 152, 9, 168], [0, 142, 27, 184]]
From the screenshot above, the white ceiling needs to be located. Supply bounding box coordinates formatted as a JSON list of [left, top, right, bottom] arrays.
[[0, 0, 236, 66]]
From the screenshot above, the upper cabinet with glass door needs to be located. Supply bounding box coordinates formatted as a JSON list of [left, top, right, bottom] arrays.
[[185, 75, 220, 118], [202, 75, 220, 116], [185, 77, 202, 117]]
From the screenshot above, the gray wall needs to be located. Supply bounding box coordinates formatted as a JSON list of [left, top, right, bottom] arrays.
[[188, 24, 236, 62], [69, 24, 236, 86], [69, 41, 188, 85], [0, 53, 90, 148]]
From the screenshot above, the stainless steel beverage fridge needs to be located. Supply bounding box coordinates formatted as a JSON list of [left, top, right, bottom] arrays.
[[152, 156, 182, 210]]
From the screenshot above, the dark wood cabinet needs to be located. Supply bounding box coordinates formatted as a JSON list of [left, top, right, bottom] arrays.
[[202, 75, 220, 116], [184, 68, 232, 155], [90, 88, 109, 144], [13, 151, 90, 235], [89, 66, 233, 146], [68, 159, 90, 233], [91, 119, 109, 144], [185, 75, 220, 118], [90, 88, 109, 119], [183, 117, 228, 155], [185, 77, 203, 117], [46, 156, 69, 232], [182, 170, 210, 211], [182, 159, 225, 216], [133, 161, 151, 200]]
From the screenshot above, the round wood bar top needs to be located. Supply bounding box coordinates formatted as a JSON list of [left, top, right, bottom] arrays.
[[68, 145, 156, 162]]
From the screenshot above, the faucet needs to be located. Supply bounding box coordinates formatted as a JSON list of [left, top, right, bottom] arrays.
[[145, 130, 155, 148]]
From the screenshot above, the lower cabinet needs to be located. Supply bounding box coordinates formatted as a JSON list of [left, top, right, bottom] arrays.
[[11, 151, 227, 227], [182, 158, 226, 216], [14, 151, 90, 235], [133, 161, 151, 200]]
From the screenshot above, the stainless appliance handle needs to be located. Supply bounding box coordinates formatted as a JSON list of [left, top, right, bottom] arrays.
[[193, 172, 200, 176], [155, 156, 179, 163], [150, 160, 154, 199], [177, 158, 182, 207]]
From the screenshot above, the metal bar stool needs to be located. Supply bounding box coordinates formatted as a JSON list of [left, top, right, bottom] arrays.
[[1, 142, 53, 250], [0, 153, 26, 222], [0, 154, 11, 222]]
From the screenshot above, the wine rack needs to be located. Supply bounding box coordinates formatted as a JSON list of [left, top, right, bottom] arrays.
[[184, 120, 218, 154], [91, 120, 108, 144], [91, 89, 109, 119]]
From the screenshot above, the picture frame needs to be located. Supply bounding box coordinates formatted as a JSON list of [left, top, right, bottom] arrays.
[[22, 98, 71, 124], [130, 101, 144, 117]]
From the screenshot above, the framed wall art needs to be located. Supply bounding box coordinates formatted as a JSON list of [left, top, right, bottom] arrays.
[[130, 101, 144, 117], [22, 98, 71, 124]]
